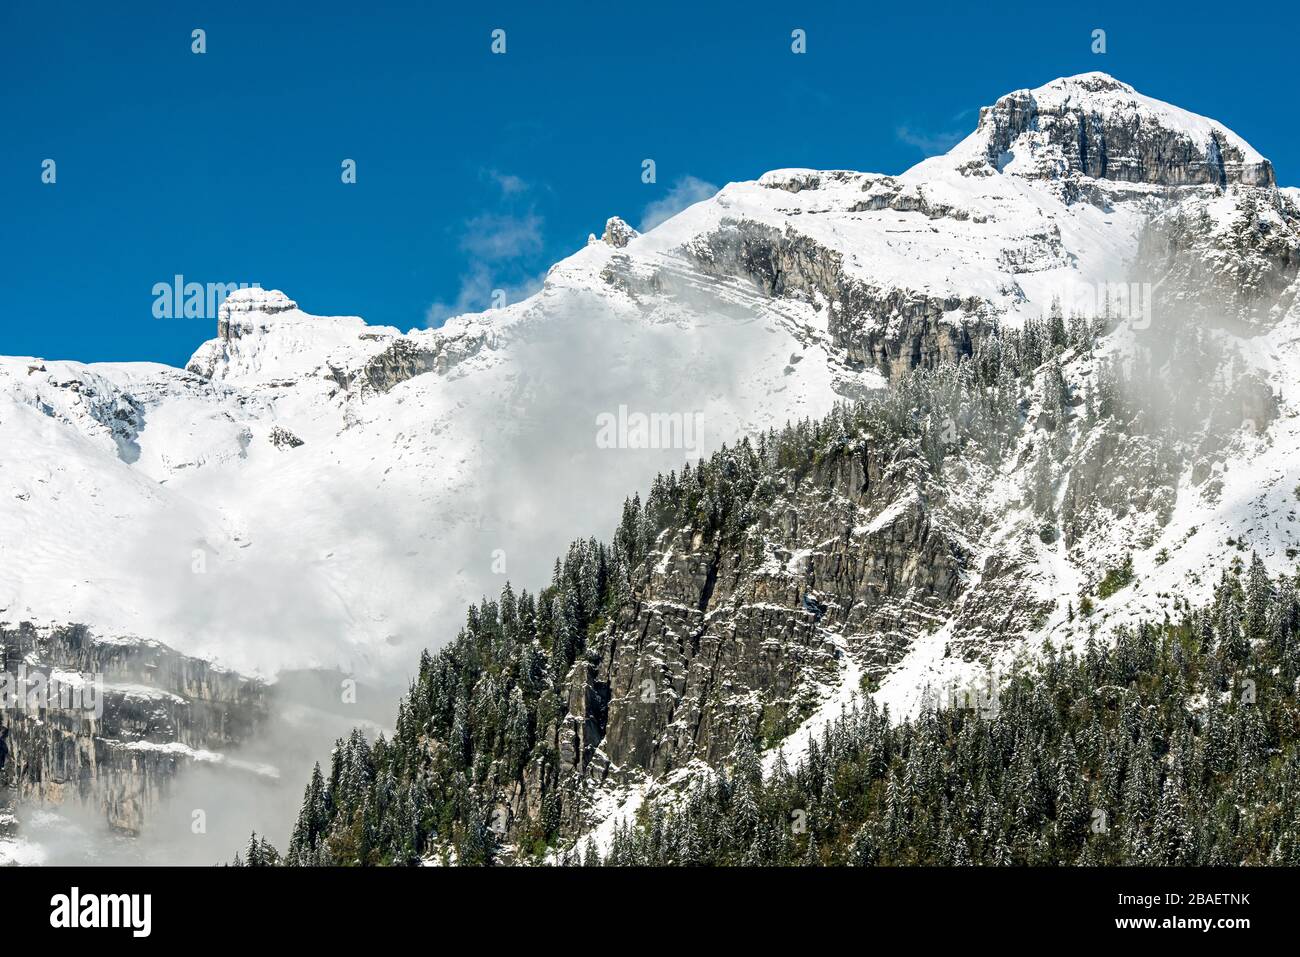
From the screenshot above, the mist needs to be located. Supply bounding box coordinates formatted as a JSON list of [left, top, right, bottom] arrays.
[[25, 264, 850, 864]]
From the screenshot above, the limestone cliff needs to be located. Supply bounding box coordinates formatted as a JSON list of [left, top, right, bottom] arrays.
[[0, 622, 268, 834]]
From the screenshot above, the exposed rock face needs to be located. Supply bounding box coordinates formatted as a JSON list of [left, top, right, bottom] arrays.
[[216, 288, 299, 342], [0, 622, 268, 833], [554, 443, 984, 790], [601, 216, 639, 248], [1062, 422, 1174, 544], [11, 365, 145, 464], [976, 73, 1275, 188], [450, 420, 1029, 844], [269, 425, 305, 450], [757, 167, 990, 224], [186, 285, 495, 396], [609, 73, 1285, 399], [1135, 187, 1300, 332], [647, 76, 1289, 401], [685, 219, 988, 378], [325, 332, 489, 395]]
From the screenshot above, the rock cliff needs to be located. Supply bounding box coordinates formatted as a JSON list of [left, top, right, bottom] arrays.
[[0, 622, 268, 833]]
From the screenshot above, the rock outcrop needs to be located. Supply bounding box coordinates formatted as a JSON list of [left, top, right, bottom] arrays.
[[552, 442, 984, 791], [268, 425, 305, 450], [975, 73, 1275, 189], [685, 219, 989, 378], [0, 622, 268, 833], [601, 216, 639, 248], [325, 329, 490, 395], [1135, 186, 1300, 332], [215, 288, 299, 342]]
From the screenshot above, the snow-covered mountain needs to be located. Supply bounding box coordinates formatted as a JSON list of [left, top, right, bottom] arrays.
[[4, 73, 1299, 855], [3, 71, 1293, 667], [0, 277, 862, 679]]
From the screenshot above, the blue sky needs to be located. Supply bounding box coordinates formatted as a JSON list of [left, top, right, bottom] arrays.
[[3, 0, 1298, 366]]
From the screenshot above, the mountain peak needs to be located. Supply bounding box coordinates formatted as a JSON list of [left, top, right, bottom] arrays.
[[1037, 70, 1135, 95], [601, 216, 639, 248], [217, 287, 298, 321], [189, 289, 374, 383], [953, 73, 1274, 189]]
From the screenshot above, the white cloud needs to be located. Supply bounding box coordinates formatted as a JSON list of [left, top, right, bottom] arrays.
[[486, 169, 529, 196], [896, 125, 965, 156], [427, 183, 546, 326], [640, 175, 719, 232], [460, 211, 544, 261], [426, 265, 544, 327]]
